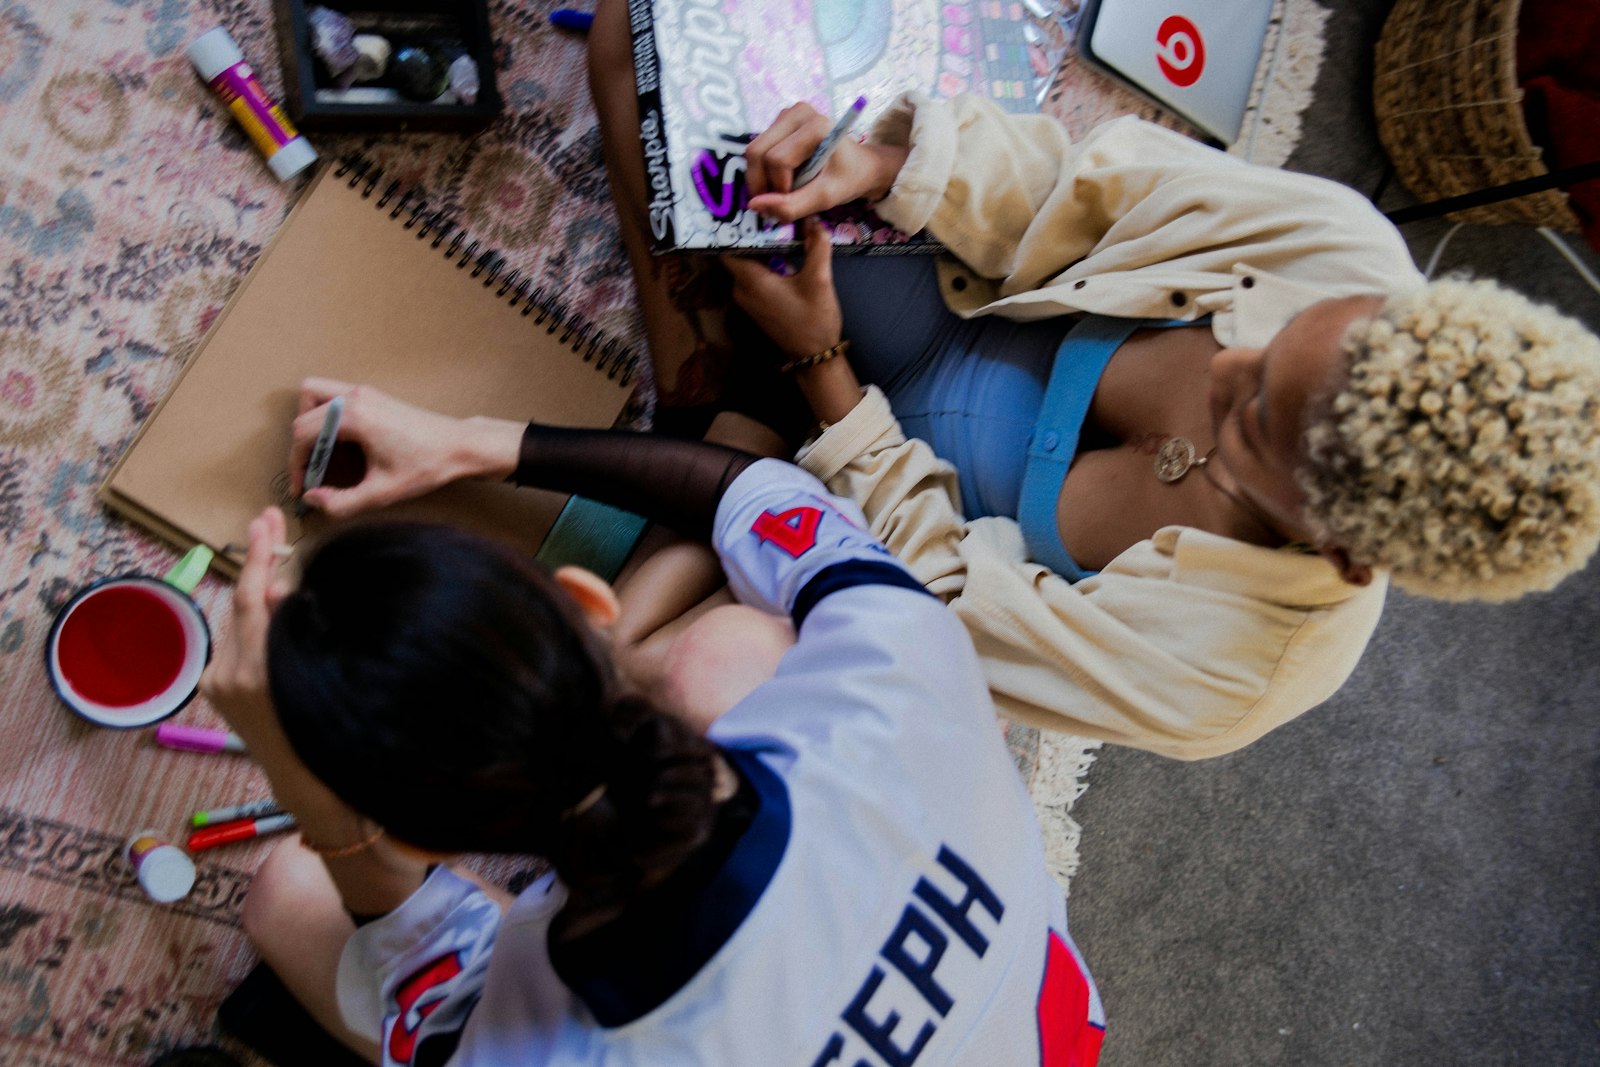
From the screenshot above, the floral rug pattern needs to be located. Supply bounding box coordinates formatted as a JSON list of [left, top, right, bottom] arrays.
[[0, 1, 1318, 1061], [2, 3, 652, 1060]]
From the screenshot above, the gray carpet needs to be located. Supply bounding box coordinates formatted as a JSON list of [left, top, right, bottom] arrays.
[[1068, 2, 1600, 1064]]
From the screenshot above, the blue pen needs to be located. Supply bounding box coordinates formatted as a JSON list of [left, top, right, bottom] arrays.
[[549, 8, 595, 31], [792, 96, 867, 190]]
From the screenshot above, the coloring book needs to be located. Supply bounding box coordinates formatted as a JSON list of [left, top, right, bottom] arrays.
[[628, 0, 1077, 253]]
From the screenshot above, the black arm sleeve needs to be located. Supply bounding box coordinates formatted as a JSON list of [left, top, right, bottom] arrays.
[[512, 424, 760, 541]]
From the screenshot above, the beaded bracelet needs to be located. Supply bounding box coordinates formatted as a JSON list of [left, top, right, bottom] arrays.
[[302, 824, 385, 859], [778, 339, 851, 375]]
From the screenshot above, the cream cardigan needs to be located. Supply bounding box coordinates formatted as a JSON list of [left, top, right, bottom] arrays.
[[795, 94, 1425, 760]]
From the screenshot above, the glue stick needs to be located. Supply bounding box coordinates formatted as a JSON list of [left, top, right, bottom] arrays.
[[187, 27, 317, 181], [126, 829, 197, 903]]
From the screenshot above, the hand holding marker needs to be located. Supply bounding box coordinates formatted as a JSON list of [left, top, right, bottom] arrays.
[[791, 95, 867, 190], [762, 97, 867, 275], [146, 405, 325, 857]]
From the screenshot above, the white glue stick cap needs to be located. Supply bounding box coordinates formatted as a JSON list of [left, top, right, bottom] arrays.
[[187, 26, 244, 82], [268, 137, 319, 180], [128, 831, 197, 903], [140, 847, 196, 902]]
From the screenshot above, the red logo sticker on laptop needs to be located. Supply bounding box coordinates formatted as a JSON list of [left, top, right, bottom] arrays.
[[1155, 15, 1205, 87]]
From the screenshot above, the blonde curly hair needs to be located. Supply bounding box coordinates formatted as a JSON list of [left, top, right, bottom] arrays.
[[1297, 278, 1600, 602]]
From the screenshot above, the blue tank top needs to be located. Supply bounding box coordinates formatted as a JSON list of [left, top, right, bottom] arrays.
[[830, 258, 1199, 581], [1013, 316, 1202, 582]]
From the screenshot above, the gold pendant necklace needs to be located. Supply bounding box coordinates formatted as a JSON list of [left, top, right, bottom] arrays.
[[1154, 437, 1214, 483]]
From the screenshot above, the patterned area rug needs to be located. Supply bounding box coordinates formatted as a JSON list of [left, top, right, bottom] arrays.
[[0, 2, 1322, 1062]]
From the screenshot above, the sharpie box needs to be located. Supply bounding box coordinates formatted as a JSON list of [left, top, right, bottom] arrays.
[[272, 0, 501, 132], [625, 0, 1075, 253]]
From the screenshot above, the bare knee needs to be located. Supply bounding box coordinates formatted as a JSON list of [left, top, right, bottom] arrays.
[[242, 838, 342, 952], [661, 604, 795, 732]]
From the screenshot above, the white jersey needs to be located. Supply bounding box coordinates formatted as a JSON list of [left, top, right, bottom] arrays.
[[337, 459, 1105, 1066]]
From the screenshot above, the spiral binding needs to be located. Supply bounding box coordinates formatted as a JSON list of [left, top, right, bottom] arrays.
[[334, 155, 635, 385]]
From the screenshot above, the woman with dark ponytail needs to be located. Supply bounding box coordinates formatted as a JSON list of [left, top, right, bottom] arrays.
[[266, 522, 723, 935], [202, 383, 1105, 1066]]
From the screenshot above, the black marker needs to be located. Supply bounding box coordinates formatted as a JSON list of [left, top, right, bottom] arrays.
[[298, 395, 344, 515]]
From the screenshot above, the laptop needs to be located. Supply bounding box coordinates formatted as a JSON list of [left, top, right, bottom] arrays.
[[1079, 0, 1275, 145]]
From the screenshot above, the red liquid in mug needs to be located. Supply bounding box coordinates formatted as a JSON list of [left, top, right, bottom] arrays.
[[57, 585, 186, 707]]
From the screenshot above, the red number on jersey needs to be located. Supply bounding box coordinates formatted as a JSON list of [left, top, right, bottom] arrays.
[[389, 952, 464, 1064], [752, 506, 824, 557], [1037, 930, 1104, 1067]]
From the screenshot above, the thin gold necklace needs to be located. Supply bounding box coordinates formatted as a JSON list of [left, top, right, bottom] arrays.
[[1197, 456, 1289, 547]]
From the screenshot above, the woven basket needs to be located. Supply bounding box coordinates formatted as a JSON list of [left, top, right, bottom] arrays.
[[1373, 0, 1579, 230]]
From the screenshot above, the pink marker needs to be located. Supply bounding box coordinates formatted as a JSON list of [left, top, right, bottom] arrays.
[[155, 721, 247, 754]]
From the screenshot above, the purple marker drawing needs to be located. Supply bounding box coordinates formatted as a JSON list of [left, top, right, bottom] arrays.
[[691, 149, 744, 222]]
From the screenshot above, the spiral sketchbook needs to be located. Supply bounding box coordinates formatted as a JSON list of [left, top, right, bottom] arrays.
[[101, 159, 636, 578]]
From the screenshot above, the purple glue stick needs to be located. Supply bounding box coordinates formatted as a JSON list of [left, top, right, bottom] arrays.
[[187, 27, 318, 181], [155, 721, 248, 755]]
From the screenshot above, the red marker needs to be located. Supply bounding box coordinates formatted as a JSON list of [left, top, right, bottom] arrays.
[[186, 813, 297, 852]]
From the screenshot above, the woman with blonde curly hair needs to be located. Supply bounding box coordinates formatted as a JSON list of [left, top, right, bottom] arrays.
[[1299, 279, 1600, 602], [718, 248, 1600, 760], [579, 0, 1600, 760]]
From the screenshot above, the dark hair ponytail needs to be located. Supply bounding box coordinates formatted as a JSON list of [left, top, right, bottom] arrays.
[[266, 522, 721, 919], [549, 694, 725, 933]]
